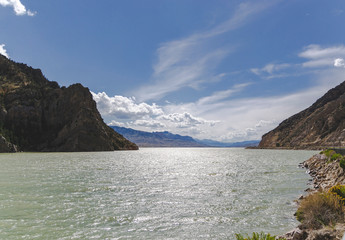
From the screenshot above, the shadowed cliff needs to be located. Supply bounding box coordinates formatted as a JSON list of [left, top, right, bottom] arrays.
[[0, 54, 138, 152]]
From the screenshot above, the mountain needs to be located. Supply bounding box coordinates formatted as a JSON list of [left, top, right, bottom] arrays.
[[196, 139, 260, 147], [111, 126, 206, 147], [111, 126, 260, 147], [0, 54, 138, 152], [259, 81, 345, 149]]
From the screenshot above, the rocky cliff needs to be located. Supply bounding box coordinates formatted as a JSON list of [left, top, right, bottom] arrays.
[[259, 81, 345, 149], [0, 54, 138, 152]]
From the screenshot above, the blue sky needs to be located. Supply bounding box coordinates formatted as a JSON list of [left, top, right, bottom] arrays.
[[1, 0, 345, 142]]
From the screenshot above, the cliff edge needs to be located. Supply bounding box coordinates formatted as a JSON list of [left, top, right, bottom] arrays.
[[0, 54, 138, 152]]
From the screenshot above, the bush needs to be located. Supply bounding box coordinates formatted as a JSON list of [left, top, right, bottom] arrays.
[[296, 191, 344, 229], [330, 153, 343, 161], [321, 149, 336, 158], [235, 232, 281, 240], [340, 159, 345, 170], [329, 185, 345, 205]]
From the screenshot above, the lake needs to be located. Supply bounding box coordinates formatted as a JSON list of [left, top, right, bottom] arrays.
[[0, 148, 317, 239]]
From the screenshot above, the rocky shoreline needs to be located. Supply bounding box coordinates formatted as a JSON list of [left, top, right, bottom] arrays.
[[281, 153, 345, 240]]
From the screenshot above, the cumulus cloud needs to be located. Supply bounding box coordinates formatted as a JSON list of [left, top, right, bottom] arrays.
[[221, 120, 275, 142], [92, 90, 218, 133], [0, 44, 9, 58], [334, 58, 345, 68], [132, 119, 166, 128], [91, 92, 164, 119], [108, 120, 126, 127], [255, 120, 274, 128], [299, 44, 345, 68], [159, 112, 217, 128], [0, 0, 36, 16]]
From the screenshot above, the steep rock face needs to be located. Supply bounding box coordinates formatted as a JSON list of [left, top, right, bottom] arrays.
[[259, 81, 345, 149], [0, 54, 138, 152]]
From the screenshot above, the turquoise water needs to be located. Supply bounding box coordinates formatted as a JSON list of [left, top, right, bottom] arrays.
[[0, 148, 316, 239]]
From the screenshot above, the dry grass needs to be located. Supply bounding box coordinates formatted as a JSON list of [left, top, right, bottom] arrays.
[[296, 192, 344, 229]]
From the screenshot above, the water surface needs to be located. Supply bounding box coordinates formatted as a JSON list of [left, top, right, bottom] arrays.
[[0, 148, 316, 239]]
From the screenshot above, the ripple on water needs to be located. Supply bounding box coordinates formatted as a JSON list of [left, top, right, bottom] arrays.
[[0, 148, 317, 239]]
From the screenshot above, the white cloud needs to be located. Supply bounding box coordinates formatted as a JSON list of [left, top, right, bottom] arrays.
[[0, 0, 36, 16], [132, 119, 166, 128], [108, 120, 126, 127], [91, 92, 164, 119], [299, 44, 345, 59], [197, 83, 251, 105], [0, 44, 9, 58], [251, 44, 345, 81], [158, 112, 217, 128], [299, 44, 345, 68], [334, 58, 345, 68], [92, 90, 218, 133], [134, 1, 277, 101], [251, 63, 291, 76]]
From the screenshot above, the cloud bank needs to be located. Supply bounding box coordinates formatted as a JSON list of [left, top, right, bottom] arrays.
[[0, 0, 35, 16], [92, 91, 217, 137]]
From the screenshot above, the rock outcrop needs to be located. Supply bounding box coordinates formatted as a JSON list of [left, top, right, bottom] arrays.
[[303, 153, 345, 191], [259, 81, 345, 149], [0, 54, 138, 152]]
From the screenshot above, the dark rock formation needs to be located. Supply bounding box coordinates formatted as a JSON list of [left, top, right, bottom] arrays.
[[259, 81, 345, 149], [0, 135, 17, 152], [0, 54, 138, 152]]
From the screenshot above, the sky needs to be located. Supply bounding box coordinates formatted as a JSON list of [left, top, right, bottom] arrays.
[[1, 0, 345, 143]]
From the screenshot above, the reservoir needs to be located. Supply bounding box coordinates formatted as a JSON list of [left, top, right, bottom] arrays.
[[0, 148, 317, 239]]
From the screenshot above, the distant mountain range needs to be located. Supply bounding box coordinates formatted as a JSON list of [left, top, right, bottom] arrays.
[[196, 139, 261, 148], [259, 81, 345, 149], [111, 126, 260, 148]]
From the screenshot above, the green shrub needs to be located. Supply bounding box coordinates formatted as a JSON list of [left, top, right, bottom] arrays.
[[234, 232, 282, 240], [296, 191, 344, 229], [330, 153, 343, 161], [321, 149, 336, 158], [329, 185, 345, 205], [340, 159, 345, 170]]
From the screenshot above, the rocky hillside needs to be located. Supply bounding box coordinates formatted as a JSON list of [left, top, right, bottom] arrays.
[[0, 54, 138, 152], [259, 81, 345, 149]]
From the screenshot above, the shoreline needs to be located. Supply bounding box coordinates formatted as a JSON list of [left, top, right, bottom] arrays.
[[281, 153, 345, 240]]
